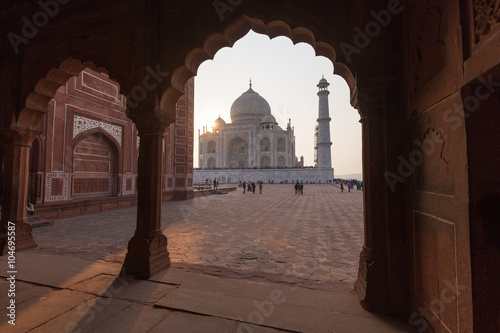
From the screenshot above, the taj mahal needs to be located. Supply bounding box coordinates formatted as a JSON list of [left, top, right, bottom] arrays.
[[194, 77, 334, 184]]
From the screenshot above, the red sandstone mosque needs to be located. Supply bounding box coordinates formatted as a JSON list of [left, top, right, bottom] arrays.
[[18, 69, 195, 219]]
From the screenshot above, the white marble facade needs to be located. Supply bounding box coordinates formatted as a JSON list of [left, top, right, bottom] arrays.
[[198, 82, 296, 169], [196, 78, 334, 183]]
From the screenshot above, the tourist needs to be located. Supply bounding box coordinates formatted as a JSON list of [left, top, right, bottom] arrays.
[[341, 182, 344, 192], [294, 182, 299, 194], [243, 181, 246, 194], [259, 182, 263, 194], [300, 182, 304, 194], [247, 182, 252, 192], [252, 182, 256, 194]]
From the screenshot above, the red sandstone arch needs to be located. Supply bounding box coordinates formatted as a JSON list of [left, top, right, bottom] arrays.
[[18, 58, 122, 134], [27, 58, 109, 113], [160, 15, 357, 116], [72, 127, 123, 164], [69, 128, 122, 198]]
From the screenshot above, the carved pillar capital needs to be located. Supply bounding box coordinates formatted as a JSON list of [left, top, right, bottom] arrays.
[[1, 124, 43, 146], [128, 109, 176, 136]]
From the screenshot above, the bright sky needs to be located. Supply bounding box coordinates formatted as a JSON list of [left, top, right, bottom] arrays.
[[194, 30, 362, 176]]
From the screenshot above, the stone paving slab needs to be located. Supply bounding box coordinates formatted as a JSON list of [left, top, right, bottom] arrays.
[[151, 268, 373, 318], [0, 252, 122, 289], [85, 304, 170, 333], [155, 287, 415, 333], [0, 289, 94, 333], [0, 280, 53, 306], [69, 273, 178, 304], [30, 299, 170, 333], [149, 311, 237, 333]]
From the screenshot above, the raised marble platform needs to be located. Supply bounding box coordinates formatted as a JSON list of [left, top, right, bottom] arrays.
[[194, 167, 334, 184]]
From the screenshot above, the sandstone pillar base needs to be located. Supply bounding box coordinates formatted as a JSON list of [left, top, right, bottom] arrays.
[[122, 232, 170, 279], [355, 246, 388, 312], [0, 219, 37, 255], [355, 245, 406, 316]]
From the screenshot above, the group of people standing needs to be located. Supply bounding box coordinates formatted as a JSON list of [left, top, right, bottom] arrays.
[[294, 181, 304, 194], [242, 181, 263, 194]]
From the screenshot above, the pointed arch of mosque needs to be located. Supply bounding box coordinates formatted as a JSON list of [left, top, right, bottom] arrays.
[[72, 128, 122, 173], [159, 15, 359, 117], [13, 57, 125, 136]]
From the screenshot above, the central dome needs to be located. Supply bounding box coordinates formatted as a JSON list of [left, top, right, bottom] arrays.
[[230, 84, 271, 123]]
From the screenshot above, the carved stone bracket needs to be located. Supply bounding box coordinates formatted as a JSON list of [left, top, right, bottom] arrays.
[[474, 0, 500, 43]]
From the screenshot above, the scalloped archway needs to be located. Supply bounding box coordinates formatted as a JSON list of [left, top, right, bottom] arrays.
[[160, 15, 358, 116]]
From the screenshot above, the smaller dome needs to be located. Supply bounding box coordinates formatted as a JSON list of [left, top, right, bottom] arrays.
[[214, 116, 226, 126], [318, 77, 329, 86], [260, 114, 277, 124]]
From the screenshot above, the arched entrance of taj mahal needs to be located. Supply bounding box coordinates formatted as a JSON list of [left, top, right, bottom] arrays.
[[1, 1, 499, 332]]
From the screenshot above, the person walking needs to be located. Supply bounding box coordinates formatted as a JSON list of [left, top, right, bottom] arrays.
[[300, 181, 304, 194], [294, 182, 298, 194], [243, 181, 246, 194], [259, 181, 263, 194], [252, 182, 256, 194], [341, 182, 344, 192], [247, 182, 252, 192]]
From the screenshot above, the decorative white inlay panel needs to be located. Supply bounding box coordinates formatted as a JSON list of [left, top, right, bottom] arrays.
[[45, 173, 69, 202], [73, 115, 122, 146], [122, 174, 136, 196]]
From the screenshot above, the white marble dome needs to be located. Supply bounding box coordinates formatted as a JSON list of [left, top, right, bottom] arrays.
[[230, 85, 271, 123]]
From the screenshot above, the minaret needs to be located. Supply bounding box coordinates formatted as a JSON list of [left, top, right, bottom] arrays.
[[316, 76, 332, 169]]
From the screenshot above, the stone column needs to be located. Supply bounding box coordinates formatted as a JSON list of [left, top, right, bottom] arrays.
[[354, 79, 408, 316], [0, 126, 40, 254], [355, 109, 391, 312], [122, 115, 173, 279]]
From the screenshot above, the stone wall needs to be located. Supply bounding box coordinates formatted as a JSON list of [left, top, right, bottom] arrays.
[[164, 78, 194, 200], [37, 68, 137, 204]]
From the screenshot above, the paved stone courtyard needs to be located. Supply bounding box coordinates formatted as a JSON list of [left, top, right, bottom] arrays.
[[0, 185, 418, 333], [32, 184, 363, 292]]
